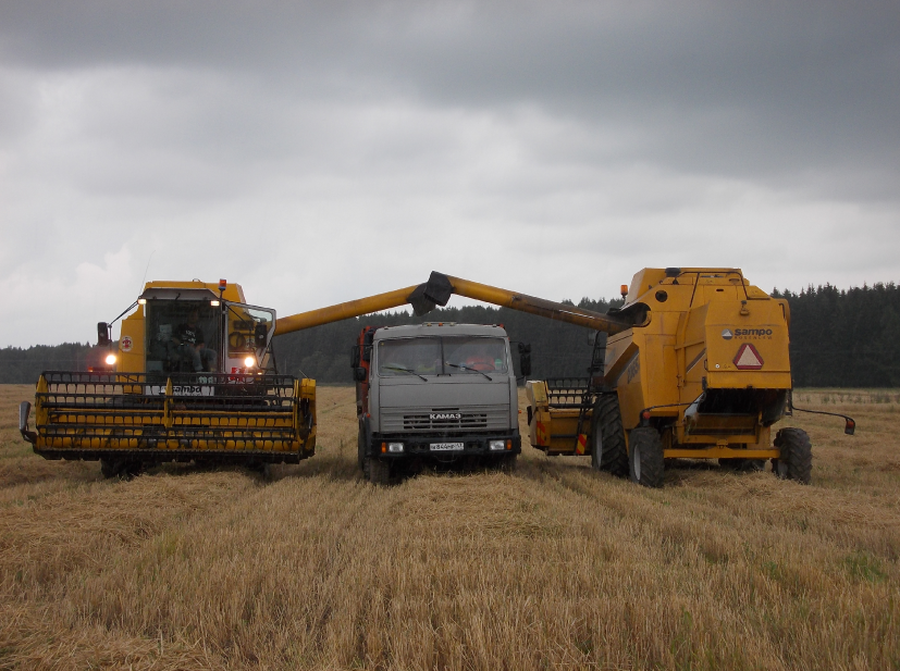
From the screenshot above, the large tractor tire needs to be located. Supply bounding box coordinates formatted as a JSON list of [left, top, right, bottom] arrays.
[[590, 394, 629, 478], [628, 427, 665, 488], [773, 428, 812, 484]]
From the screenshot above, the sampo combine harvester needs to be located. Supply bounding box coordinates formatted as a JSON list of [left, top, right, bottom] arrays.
[[19, 268, 853, 486], [419, 268, 855, 487]]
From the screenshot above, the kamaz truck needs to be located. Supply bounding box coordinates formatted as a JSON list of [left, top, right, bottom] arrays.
[[351, 323, 529, 484]]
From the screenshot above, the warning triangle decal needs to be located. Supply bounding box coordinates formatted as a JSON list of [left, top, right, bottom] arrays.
[[734, 344, 764, 370]]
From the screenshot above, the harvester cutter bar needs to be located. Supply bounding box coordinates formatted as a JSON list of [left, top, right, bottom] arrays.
[[28, 372, 311, 458]]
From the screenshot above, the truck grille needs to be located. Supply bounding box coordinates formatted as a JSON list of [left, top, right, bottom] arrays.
[[404, 408, 486, 431], [380, 405, 509, 433]]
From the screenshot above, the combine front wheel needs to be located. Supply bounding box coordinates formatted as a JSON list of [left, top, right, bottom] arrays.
[[100, 458, 144, 480], [773, 428, 812, 484], [590, 394, 629, 477], [628, 428, 664, 488]]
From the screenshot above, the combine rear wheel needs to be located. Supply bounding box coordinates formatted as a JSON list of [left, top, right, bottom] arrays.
[[773, 428, 812, 484], [590, 394, 628, 477], [628, 427, 664, 488]]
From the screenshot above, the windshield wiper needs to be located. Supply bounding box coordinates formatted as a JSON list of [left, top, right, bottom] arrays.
[[445, 362, 493, 381], [382, 364, 428, 381]]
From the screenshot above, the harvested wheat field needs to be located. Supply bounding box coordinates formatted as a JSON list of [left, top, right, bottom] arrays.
[[1, 384, 898, 670]]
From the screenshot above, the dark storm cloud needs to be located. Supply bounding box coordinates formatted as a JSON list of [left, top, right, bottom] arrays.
[[3, 1, 897, 199]]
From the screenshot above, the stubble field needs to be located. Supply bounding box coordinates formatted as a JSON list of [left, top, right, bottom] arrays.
[[0, 384, 898, 670]]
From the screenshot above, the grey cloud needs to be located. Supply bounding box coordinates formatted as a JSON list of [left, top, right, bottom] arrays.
[[3, 1, 898, 194], [1, 0, 898, 347]]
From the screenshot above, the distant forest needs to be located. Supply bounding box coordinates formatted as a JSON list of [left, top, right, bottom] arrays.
[[2, 283, 898, 387]]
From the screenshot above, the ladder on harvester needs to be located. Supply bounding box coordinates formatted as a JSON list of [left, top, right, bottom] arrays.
[[573, 332, 607, 455]]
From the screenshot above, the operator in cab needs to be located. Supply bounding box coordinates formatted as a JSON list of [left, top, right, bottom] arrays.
[[174, 309, 217, 372]]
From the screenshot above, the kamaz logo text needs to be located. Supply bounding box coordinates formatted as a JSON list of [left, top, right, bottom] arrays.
[[430, 412, 462, 420]]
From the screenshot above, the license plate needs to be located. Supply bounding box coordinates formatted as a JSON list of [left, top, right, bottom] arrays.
[[430, 442, 464, 451]]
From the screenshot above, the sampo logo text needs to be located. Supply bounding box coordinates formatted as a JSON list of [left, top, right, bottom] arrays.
[[734, 328, 773, 337]]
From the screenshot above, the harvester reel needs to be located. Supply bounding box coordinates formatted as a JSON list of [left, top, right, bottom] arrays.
[[628, 428, 664, 488], [590, 394, 628, 478]]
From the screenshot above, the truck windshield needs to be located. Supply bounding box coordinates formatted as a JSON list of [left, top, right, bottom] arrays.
[[378, 336, 508, 377]]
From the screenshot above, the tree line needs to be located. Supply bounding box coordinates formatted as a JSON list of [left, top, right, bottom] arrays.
[[772, 282, 900, 387], [2, 283, 898, 387]]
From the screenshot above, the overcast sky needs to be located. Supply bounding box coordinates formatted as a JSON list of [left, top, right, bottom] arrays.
[[1, 1, 898, 347]]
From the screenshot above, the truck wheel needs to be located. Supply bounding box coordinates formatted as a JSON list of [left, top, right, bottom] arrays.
[[628, 427, 664, 488], [497, 453, 517, 473], [368, 457, 391, 485], [357, 423, 368, 474], [590, 394, 629, 478], [773, 428, 812, 484]]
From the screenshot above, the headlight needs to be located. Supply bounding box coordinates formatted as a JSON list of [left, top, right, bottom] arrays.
[[244, 355, 257, 368], [105, 354, 117, 366], [388, 442, 404, 453], [489, 439, 506, 451]]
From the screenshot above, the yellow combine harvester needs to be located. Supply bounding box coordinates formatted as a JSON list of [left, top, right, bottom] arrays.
[[19, 279, 435, 478], [423, 269, 855, 487]]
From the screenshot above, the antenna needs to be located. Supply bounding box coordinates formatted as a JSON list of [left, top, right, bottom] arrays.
[[140, 250, 156, 291]]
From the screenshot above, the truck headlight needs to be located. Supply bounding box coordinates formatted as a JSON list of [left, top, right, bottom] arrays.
[[388, 442, 404, 453], [244, 355, 257, 368], [489, 439, 506, 451], [105, 353, 117, 366]]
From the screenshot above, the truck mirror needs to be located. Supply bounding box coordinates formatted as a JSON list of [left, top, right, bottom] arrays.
[[353, 367, 367, 382], [362, 345, 372, 363], [520, 355, 532, 377], [350, 346, 360, 368], [518, 342, 532, 377], [97, 322, 111, 347]]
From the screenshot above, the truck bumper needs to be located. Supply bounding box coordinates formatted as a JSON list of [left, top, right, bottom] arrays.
[[368, 432, 521, 458]]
